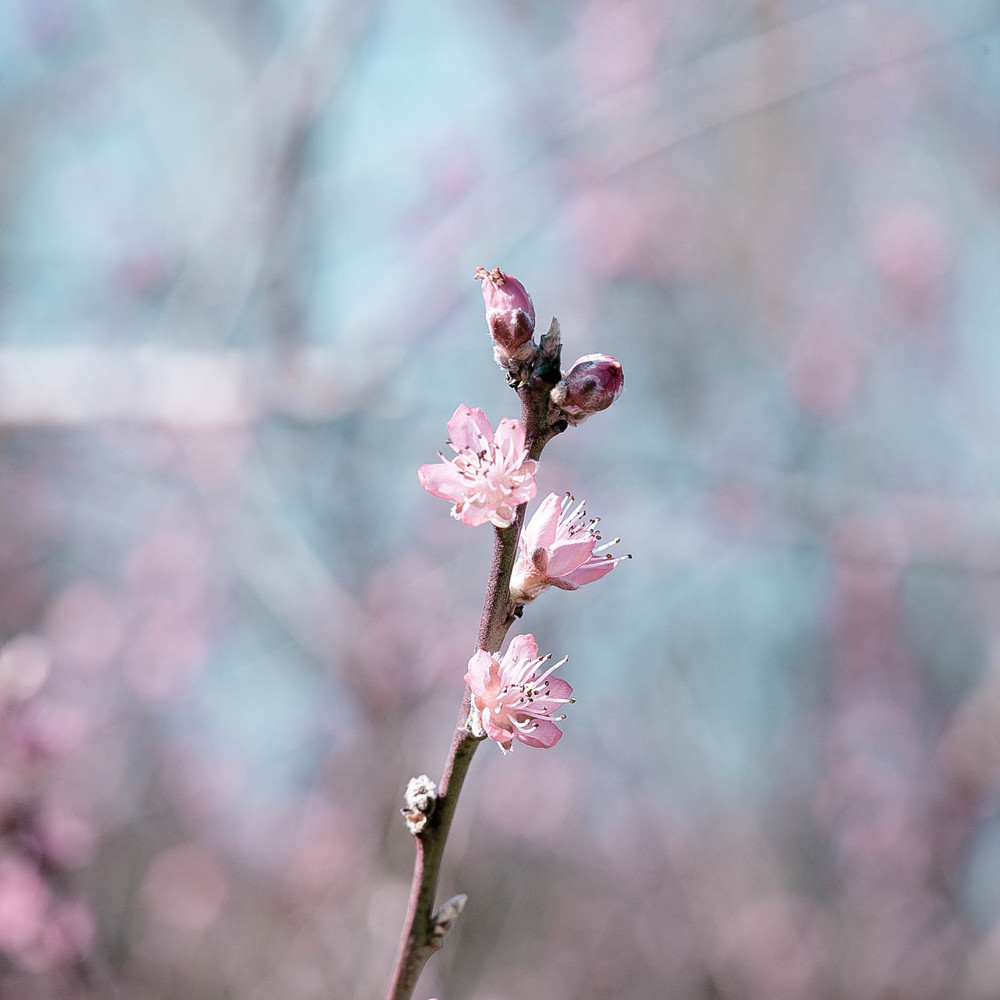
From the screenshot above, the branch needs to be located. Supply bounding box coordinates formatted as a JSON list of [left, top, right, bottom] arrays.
[[384, 334, 563, 1000]]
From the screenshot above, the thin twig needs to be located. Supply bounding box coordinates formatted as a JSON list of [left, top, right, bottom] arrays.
[[384, 348, 563, 1000]]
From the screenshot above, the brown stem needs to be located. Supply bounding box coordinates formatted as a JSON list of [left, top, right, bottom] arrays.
[[383, 706, 480, 1000], [385, 340, 563, 1000], [384, 520, 522, 1000]]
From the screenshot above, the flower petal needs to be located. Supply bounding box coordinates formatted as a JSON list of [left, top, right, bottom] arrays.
[[508, 476, 538, 509], [417, 461, 466, 501], [483, 715, 515, 744], [542, 676, 573, 702], [492, 417, 527, 460], [446, 404, 493, 454], [516, 719, 563, 748], [465, 650, 500, 700], [563, 557, 620, 587], [490, 504, 516, 528], [503, 633, 540, 666], [520, 492, 563, 554], [458, 502, 495, 527], [545, 537, 597, 578]]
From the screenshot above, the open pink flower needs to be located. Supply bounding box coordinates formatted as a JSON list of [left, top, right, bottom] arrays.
[[510, 492, 629, 604], [417, 404, 537, 528], [465, 633, 573, 751]]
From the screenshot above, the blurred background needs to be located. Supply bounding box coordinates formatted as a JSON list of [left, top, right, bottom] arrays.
[[2, 0, 1000, 997]]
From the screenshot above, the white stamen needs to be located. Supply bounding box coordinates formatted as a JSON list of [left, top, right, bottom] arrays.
[[533, 654, 569, 687]]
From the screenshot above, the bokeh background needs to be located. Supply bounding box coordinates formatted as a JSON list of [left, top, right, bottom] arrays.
[[2, 0, 1000, 997]]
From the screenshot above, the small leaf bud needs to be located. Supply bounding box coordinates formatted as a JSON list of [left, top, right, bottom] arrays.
[[401, 774, 437, 835]]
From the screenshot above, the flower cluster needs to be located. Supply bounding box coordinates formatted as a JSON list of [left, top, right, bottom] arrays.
[[416, 267, 627, 751]]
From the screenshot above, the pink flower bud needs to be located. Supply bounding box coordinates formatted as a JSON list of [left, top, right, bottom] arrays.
[[551, 353, 624, 422], [474, 266, 535, 357]]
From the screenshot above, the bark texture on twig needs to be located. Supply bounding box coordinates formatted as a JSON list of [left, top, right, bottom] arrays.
[[384, 340, 563, 1000]]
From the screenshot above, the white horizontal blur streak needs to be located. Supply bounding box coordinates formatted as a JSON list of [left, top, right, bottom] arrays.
[[0, 347, 388, 426]]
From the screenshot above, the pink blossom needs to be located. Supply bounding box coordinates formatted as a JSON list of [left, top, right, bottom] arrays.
[[417, 404, 537, 528], [510, 492, 629, 604], [0, 855, 50, 955], [474, 266, 535, 358], [21, 898, 95, 972], [30, 806, 97, 869], [551, 353, 624, 423], [464, 633, 573, 751]]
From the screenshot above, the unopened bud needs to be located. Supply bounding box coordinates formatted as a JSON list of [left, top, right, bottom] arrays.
[[550, 353, 624, 424], [430, 893, 468, 947], [475, 266, 536, 361], [401, 774, 437, 835]]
